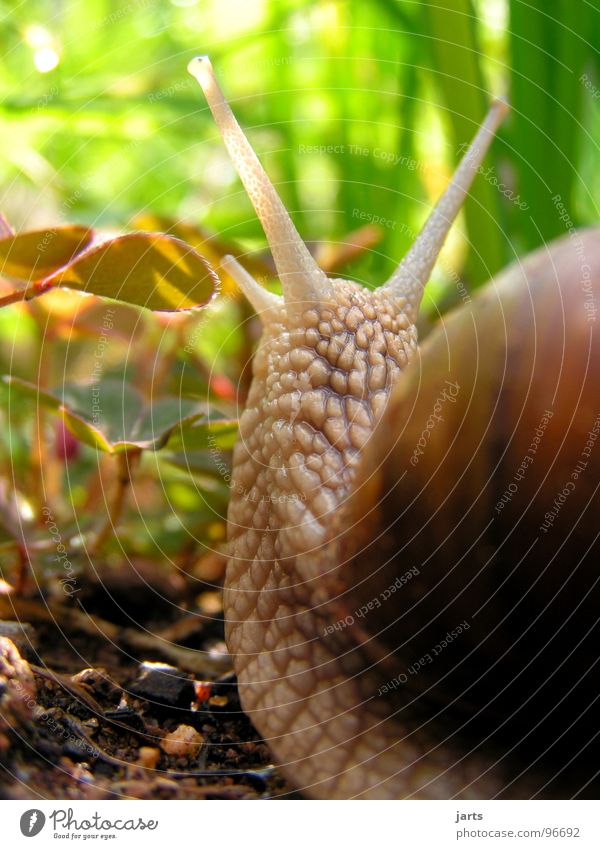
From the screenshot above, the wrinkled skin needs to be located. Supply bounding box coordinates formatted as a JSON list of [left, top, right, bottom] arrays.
[[225, 280, 512, 798], [226, 280, 419, 798]]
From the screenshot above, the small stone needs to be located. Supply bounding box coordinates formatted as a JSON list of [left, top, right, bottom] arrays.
[[196, 591, 222, 615], [194, 681, 213, 703], [0, 621, 37, 659], [0, 637, 36, 733], [72, 667, 121, 701], [137, 746, 161, 768], [160, 725, 204, 758], [192, 551, 227, 583], [129, 662, 195, 708]]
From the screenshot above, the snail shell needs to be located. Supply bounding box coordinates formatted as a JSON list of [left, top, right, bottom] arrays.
[[330, 228, 600, 798]]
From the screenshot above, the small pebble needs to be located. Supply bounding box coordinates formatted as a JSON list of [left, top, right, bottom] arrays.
[[137, 746, 161, 769], [160, 725, 205, 758], [0, 621, 37, 659], [130, 662, 195, 708], [196, 591, 223, 615], [0, 637, 36, 732], [194, 681, 213, 703]]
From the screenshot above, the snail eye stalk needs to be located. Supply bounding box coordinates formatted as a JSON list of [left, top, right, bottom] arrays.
[[383, 98, 509, 321], [188, 56, 332, 317]]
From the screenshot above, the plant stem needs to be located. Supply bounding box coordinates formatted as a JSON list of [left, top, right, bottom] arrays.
[[91, 448, 141, 554], [30, 323, 62, 516], [0, 284, 45, 310]]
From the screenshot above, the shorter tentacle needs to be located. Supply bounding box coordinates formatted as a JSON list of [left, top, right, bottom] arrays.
[[221, 254, 283, 323]]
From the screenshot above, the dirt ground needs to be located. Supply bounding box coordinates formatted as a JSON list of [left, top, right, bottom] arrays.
[[0, 559, 293, 800]]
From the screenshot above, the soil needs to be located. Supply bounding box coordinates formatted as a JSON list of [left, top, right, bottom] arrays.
[[0, 560, 293, 800]]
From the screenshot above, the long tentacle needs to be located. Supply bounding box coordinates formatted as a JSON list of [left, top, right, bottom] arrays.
[[188, 56, 332, 315], [383, 98, 509, 321]]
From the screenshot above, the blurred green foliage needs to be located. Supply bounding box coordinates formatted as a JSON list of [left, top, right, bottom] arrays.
[[0, 0, 599, 587], [1, 0, 599, 287]]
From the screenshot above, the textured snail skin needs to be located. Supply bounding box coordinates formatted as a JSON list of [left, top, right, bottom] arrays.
[[225, 278, 540, 799], [225, 277, 530, 798], [225, 283, 425, 799]]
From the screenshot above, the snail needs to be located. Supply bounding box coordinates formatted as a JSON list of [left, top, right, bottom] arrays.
[[187, 58, 600, 799]]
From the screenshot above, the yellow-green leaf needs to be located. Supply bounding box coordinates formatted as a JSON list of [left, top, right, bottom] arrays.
[[0, 226, 94, 279], [42, 232, 218, 312]]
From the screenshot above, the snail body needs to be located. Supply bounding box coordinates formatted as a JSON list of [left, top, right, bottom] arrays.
[[188, 59, 599, 798]]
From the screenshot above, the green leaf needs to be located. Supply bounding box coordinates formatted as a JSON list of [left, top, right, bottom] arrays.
[[2, 376, 213, 454], [166, 417, 239, 452], [42, 232, 218, 312], [161, 450, 231, 478], [0, 226, 94, 279]]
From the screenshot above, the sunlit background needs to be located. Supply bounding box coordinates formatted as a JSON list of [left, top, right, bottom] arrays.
[[0, 0, 599, 568], [1, 0, 599, 293], [0, 1, 599, 802]]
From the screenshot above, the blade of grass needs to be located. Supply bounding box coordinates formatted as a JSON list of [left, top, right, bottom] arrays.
[[509, 0, 592, 249], [422, 0, 505, 286]]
